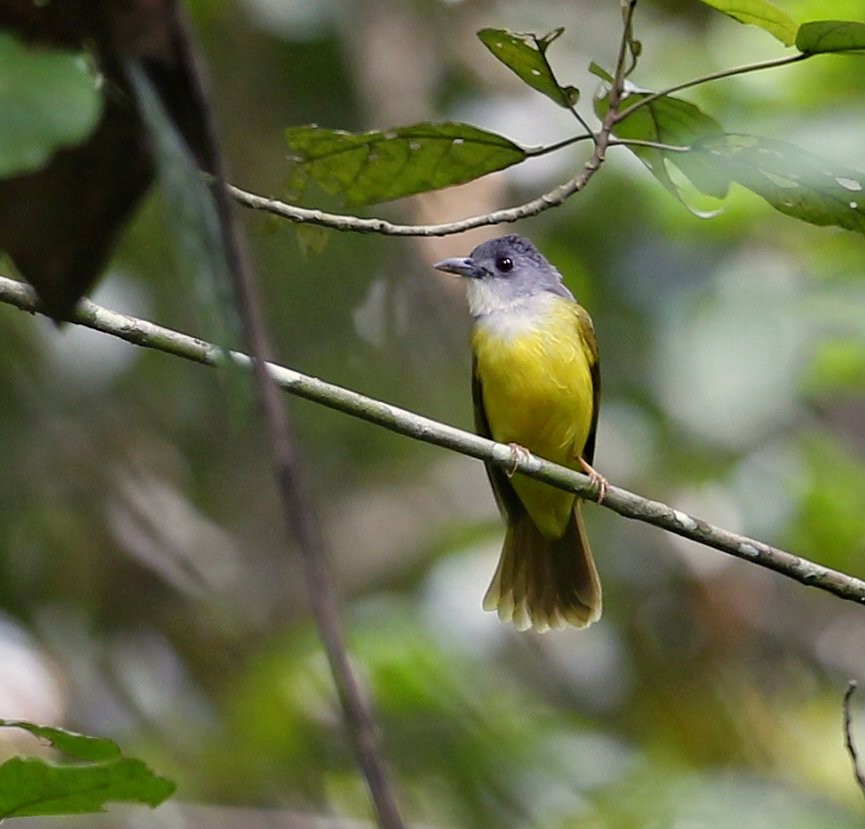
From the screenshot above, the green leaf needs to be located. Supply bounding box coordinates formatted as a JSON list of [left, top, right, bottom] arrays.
[[588, 62, 615, 84], [477, 28, 579, 108], [597, 86, 729, 202], [0, 721, 120, 762], [693, 133, 865, 233], [0, 758, 175, 818], [795, 20, 865, 54], [695, 0, 798, 45], [0, 721, 175, 818], [285, 123, 527, 206], [0, 32, 103, 177]]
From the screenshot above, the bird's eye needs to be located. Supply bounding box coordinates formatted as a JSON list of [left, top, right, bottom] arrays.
[[495, 256, 514, 273]]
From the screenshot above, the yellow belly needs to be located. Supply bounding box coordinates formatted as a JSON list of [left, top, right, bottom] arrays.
[[472, 300, 596, 539]]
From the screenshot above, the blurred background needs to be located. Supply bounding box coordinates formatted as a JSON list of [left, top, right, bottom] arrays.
[[1, 0, 865, 826]]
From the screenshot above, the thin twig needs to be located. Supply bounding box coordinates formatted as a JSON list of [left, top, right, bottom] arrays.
[[608, 138, 690, 153], [2, 275, 864, 610], [152, 10, 405, 828], [228, 178, 583, 236], [614, 52, 811, 122], [843, 681, 865, 800], [522, 132, 594, 157], [228, 2, 641, 239]]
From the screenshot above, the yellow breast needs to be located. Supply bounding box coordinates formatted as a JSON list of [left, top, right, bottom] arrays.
[[472, 296, 596, 537]]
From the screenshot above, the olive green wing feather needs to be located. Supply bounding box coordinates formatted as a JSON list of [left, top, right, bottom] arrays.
[[472, 358, 526, 524], [577, 305, 601, 466]]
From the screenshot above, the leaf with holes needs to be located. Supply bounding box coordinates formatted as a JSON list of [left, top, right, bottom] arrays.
[[695, 0, 798, 45], [285, 123, 527, 206], [694, 134, 865, 233], [0, 720, 175, 818], [796, 20, 865, 54], [477, 28, 579, 108], [596, 86, 729, 204]]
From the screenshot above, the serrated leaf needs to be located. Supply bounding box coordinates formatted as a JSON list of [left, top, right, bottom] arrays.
[[477, 28, 578, 108], [0, 721, 120, 762], [796, 20, 865, 54], [694, 133, 865, 233], [285, 123, 527, 206], [695, 0, 798, 45], [597, 86, 729, 200], [0, 720, 175, 818], [0, 33, 104, 177]]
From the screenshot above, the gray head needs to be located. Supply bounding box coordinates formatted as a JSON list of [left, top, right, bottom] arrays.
[[434, 235, 574, 317]]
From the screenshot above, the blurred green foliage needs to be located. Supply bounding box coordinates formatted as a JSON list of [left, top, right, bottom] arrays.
[[0, 721, 174, 817], [1, 1, 865, 828], [0, 33, 102, 177]]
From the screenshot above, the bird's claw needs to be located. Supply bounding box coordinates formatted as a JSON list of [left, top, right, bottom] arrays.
[[506, 443, 531, 478], [578, 457, 608, 503]]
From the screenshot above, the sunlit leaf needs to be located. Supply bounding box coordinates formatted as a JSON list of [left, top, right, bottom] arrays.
[[597, 86, 729, 204], [695, 0, 798, 45], [0, 721, 175, 818], [795, 20, 865, 54], [603, 84, 865, 233], [0, 33, 103, 177], [694, 133, 865, 233], [285, 123, 527, 206], [477, 28, 579, 108]]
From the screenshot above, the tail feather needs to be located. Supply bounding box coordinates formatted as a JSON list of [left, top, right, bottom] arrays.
[[483, 503, 602, 632]]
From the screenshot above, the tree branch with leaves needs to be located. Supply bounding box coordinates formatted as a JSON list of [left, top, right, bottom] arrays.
[[2, 0, 865, 824]]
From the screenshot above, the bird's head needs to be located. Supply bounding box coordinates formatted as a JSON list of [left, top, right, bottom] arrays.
[[434, 235, 572, 317]]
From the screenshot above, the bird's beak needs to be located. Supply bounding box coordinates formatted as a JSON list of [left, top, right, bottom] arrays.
[[433, 256, 485, 279]]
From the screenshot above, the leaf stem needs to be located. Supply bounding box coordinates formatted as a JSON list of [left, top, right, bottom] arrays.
[[608, 138, 690, 152], [616, 51, 811, 122], [523, 133, 595, 157]]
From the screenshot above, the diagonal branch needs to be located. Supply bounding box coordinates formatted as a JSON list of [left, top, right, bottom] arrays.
[[2, 274, 864, 609]]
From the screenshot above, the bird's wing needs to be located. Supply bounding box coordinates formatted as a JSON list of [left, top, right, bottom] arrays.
[[472, 358, 526, 524], [576, 305, 601, 466]]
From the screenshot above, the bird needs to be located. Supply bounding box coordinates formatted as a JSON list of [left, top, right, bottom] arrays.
[[434, 234, 604, 632]]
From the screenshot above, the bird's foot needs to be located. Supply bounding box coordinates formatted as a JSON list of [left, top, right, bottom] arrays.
[[506, 443, 531, 478], [578, 457, 608, 503]]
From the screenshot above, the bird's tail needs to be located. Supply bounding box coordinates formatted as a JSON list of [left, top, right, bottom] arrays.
[[482, 503, 602, 632]]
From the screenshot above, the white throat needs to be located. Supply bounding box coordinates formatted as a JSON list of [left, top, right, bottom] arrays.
[[466, 278, 523, 317], [466, 281, 557, 340]]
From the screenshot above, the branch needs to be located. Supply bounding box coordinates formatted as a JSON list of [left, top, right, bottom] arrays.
[[129, 13, 405, 828], [227, 177, 592, 237], [228, 3, 641, 239], [844, 681, 865, 800], [2, 274, 864, 609]]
